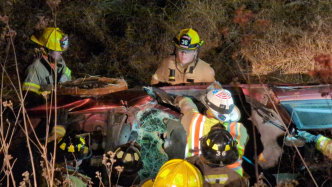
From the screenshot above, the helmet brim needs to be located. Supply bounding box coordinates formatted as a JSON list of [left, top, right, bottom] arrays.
[[174, 43, 198, 50], [30, 34, 44, 46], [174, 41, 204, 49]]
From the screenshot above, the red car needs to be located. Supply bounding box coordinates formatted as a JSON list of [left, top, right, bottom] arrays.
[[26, 83, 332, 185]]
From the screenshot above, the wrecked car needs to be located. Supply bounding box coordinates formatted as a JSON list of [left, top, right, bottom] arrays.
[[25, 78, 332, 185]]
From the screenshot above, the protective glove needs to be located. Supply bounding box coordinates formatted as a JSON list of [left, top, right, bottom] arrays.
[[143, 86, 175, 106], [48, 109, 68, 142], [143, 86, 155, 98], [297, 130, 319, 143], [48, 109, 84, 143], [40, 84, 53, 92], [48, 125, 66, 143], [284, 134, 306, 147], [173, 96, 184, 107], [162, 118, 187, 159]]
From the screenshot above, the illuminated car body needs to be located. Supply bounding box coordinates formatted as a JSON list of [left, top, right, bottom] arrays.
[[26, 84, 332, 135], [24, 83, 332, 184]]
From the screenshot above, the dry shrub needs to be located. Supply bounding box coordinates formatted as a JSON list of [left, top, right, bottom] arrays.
[[277, 179, 299, 187], [241, 21, 332, 75], [309, 54, 332, 83], [240, 1, 332, 83], [3, 0, 332, 91], [57, 0, 332, 85], [55, 0, 230, 86]]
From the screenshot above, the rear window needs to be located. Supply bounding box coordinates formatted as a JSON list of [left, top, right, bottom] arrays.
[[281, 99, 332, 130]]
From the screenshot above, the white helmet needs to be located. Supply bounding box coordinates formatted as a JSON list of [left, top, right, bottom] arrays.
[[200, 89, 241, 122]]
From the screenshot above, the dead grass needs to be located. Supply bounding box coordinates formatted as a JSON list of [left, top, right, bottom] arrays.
[[241, 19, 332, 76], [240, 1, 332, 83], [1, 0, 332, 88]]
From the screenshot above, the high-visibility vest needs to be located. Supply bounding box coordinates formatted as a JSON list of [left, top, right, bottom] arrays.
[[316, 135, 332, 159], [185, 113, 247, 176]]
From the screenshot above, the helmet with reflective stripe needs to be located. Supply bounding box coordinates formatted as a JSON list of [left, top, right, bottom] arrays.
[[173, 28, 204, 50], [201, 124, 238, 166], [201, 88, 241, 122], [153, 159, 203, 186], [113, 141, 143, 175], [31, 27, 69, 51]]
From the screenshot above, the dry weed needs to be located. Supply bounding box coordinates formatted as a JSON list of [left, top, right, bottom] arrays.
[[240, 3, 332, 83], [277, 179, 299, 187]]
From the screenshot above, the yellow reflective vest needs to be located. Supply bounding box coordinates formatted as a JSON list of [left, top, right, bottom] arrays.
[[316, 135, 332, 160], [179, 97, 248, 176]]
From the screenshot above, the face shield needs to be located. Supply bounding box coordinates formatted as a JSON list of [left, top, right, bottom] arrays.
[[207, 107, 241, 122]]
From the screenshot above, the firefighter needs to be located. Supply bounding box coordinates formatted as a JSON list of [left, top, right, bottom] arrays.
[[23, 27, 71, 107], [296, 130, 332, 160], [111, 141, 143, 186], [43, 135, 92, 186], [186, 123, 247, 186], [174, 88, 248, 176], [151, 28, 215, 86], [141, 159, 203, 187]]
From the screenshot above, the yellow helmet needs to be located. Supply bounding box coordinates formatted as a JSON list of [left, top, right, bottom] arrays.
[[141, 179, 154, 187], [174, 28, 204, 50], [31, 27, 69, 52], [153, 159, 203, 187]]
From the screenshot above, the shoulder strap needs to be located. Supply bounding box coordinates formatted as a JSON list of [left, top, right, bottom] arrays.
[[56, 63, 64, 83], [40, 57, 64, 83], [40, 57, 54, 84], [40, 57, 54, 76]]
